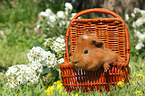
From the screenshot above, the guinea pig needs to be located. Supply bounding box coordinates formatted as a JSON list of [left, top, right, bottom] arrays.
[[72, 35, 125, 72]]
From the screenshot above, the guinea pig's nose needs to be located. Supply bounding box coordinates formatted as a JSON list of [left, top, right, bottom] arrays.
[[73, 61, 78, 66]]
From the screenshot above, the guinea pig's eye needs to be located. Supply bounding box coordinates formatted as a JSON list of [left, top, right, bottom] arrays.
[[84, 50, 88, 54]]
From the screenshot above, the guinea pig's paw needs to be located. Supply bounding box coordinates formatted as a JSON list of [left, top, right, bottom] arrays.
[[103, 62, 110, 72]]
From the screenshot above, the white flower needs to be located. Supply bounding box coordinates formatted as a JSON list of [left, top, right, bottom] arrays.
[[27, 46, 49, 63], [56, 37, 62, 42], [53, 41, 60, 46], [57, 11, 65, 18], [29, 77, 35, 83], [47, 21, 50, 25], [17, 64, 26, 69], [70, 13, 77, 20], [44, 38, 50, 42], [47, 51, 52, 56], [50, 60, 54, 65], [29, 75, 39, 84], [139, 34, 145, 41], [49, 16, 56, 22], [59, 44, 63, 49], [45, 9, 52, 13], [26, 74, 31, 81], [10, 76, 15, 80], [46, 28, 49, 31], [30, 61, 42, 71], [135, 42, 144, 50], [7, 66, 18, 74], [61, 48, 65, 51], [46, 55, 57, 67], [134, 8, 140, 13], [44, 42, 47, 46], [27, 50, 33, 59], [40, 12, 48, 17], [26, 67, 33, 73], [134, 18, 143, 27], [53, 46, 60, 52], [57, 58, 64, 64], [125, 14, 129, 21], [14, 72, 20, 76], [65, 2, 73, 11], [51, 54, 56, 58], [59, 20, 65, 27], [37, 25, 40, 29], [45, 9, 55, 16], [60, 21, 65, 25], [131, 13, 135, 18], [60, 35, 64, 38], [60, 38, 65, 43], [56, 37, 65, 43], [140, 10, 145, 16], [6, 71, 10, 76], [40, 9, 55, 18], [19, 68, 25, 74], [17, 75, 23, 82], [33, 75, 39, 82], [52, 37, 56, 39], [31, 64, 39, 70], [134, 30, 141, 37], [37, 69, 43, 73]]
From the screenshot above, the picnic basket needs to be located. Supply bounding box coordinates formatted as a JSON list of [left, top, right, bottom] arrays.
[[59, 8, 130, 93]]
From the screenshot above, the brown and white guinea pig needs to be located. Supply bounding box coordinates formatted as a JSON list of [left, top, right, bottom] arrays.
[[72, 35, 125, 72]]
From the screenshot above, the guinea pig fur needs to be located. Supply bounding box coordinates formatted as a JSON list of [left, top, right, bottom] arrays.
[[72, 35, 125, 72]]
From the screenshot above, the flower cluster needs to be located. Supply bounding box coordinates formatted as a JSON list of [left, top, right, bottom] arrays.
[[45, 80, 67, 95], [26, 37, 65, 86], [44, 35, 65, 60], [27, 46, 57, 67], [126, 8, 145, 51], [136, 73, 144, 78], [117, 79, 124, 87], [39, 2, 75, 24], [36, 2, 76, 37], [5, 61, 42, 88], [4, 37, 65, 88], [135, 91, 143, 95]]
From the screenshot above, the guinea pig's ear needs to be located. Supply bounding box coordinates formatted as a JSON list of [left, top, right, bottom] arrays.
[[92, 40, 104, 48]]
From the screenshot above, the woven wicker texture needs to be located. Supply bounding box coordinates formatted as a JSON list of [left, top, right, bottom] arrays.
[[59, 8, 130, 93]]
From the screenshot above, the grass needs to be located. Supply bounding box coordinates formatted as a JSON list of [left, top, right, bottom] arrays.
[[0, 23, 45, 68], [0, 0, 45, 69], [0, 79, 46, 96], [0, 23, 45, 69]]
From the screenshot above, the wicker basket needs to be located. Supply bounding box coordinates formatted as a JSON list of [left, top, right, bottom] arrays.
[[59, 8, 130, 93]]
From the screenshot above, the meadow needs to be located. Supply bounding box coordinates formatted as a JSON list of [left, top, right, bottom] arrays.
[[0, 0, 144, 96]]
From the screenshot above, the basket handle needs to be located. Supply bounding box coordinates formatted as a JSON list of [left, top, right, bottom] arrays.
[[72, 8, 123, 20], [65, 8, 129, 63]]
